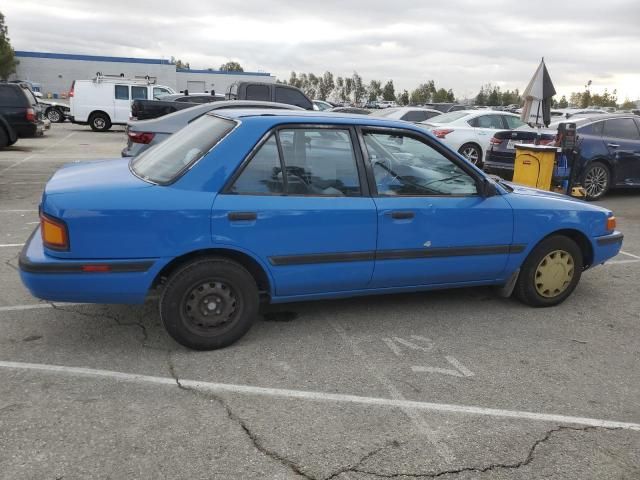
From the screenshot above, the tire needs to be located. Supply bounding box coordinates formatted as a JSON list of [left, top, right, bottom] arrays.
[[458, 143, 482, 166], [582, 162, 610, 201], [46, 108, 63, 123], [89, 112, 111, 132], [515, 235, 583, 307], [0, 127, 8, 148], [159, 257, 259, 350]]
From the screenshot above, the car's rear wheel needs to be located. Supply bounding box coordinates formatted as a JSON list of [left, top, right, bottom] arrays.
[[159, 257, 259, 350], [515, 235, 583, 307], [0, 127, 8, 148], [458, 143, 482, 166], [582, 162, 610, 201], [89, 112, 111, 132], [46, 108, 63, 123]]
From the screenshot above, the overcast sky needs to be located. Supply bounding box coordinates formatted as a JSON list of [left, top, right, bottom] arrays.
[[4, 0, 640, 101]]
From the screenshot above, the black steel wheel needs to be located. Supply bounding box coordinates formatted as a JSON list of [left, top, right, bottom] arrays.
[[89, 112, 111, 132], [582, 162, 610, 201], [160, 257, 259, 350]]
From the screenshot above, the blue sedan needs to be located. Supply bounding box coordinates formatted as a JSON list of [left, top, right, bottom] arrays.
[[20, 110, 624, 350]]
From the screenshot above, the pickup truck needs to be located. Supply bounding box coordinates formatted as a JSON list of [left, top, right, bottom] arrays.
[[131, 82, 313, 121], [131, 92, 224, 120]]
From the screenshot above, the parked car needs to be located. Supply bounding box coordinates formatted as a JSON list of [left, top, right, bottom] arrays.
[[486, 114, 640, 200], [20, 110, 623, 350], [131, 92, 225, 121], [122, 100, 304, 157], [378, 100, 398, 108], [226, 82, 313, 110], [328, 107, 371, 115], [313, 100, 333, 111], [370, 107, 442, 123], [40, 100, 71, 123], [69, 75, 176, 131], [421, 110, 528, 166], [424, 103, 468, 113], [0, 82, 45, 147]]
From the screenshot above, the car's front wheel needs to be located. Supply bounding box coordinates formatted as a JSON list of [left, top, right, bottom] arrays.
[[46, 108, 63, 123], [458, 143, 482, 166], [515, 235, 583, 307], [159, 257, 259, 350], [582, 161, 610, 201]]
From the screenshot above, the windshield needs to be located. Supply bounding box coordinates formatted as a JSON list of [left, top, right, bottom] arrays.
[[423, 111, 469, 124], [131, 114, 236, 184]]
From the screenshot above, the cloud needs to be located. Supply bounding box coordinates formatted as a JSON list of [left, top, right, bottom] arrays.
[[4, 0, 640, 99]]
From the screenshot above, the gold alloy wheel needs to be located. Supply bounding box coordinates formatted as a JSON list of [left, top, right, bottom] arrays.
[[534, 249, 575, 298]]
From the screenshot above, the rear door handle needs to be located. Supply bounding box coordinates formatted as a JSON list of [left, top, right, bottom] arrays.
[[228, 212, 257, 221], [607, 143, 620, 148], [390, 211, 415, 220]]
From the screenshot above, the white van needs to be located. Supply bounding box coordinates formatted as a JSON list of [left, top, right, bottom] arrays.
[[69, 75, 175, 131]]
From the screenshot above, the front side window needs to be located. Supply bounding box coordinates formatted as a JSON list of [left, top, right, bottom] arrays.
[[363, 132, 478, 196], [231, 128, 361, 196], [153, 87, 171, 99], [131, 115, 235, 184], [603, 118, 640, 140], [115, 85, 129, 100], [275, 87, 312, 109], [131, 86, 147, 100]]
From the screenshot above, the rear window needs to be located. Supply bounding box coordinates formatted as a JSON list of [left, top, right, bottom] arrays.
[[131, 115, 236, 184], [424, 111, 469, 124], [0, 85, 27, 107]]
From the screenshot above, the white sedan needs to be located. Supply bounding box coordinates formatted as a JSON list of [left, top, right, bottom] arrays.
[[370, 107, 443, 123], [421, 110, 528, 166]]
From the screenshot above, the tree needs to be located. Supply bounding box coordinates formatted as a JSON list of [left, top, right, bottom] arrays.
[[557, 95, 569, 108], [475, 86, 488, 106], [382, 80, 396, 101], [317, 71, 335, 101], [352, 72, 366, 104], [398, 90, 410, 106], [410, 83, 432, 105], [174, 59, 190, 69], [219, 61, 244, 72], [0, 12, 18, 80], [368, 80, 382, 101], [487, 86, 500, 106], [344, 77, 354, 103], [620, 99, 637, 110]]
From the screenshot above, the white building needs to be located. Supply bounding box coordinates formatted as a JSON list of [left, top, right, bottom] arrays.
[[12, 51, 275, 99]]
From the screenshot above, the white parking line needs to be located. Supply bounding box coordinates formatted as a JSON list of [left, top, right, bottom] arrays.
[[0, 243, 24, 248], [0, 303, 84, 312], [0, 209, 38, 213], [0, 360, 638, 431], [620, 251, 640, 260]]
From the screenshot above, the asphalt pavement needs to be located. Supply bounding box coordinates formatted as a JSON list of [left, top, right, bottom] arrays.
[[0, 124, 638, 479]]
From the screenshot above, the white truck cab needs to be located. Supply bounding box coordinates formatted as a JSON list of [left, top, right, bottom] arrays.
[[69, 74, 175, 131]]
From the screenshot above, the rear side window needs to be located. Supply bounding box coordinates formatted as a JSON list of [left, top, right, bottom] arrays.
[[603, 118, 640, 140], [578, 121, 604, 136], [246, 85, 270, 101], [469, 115, 504, 129], [0, 86, 26, 107], [115, 85, 129, 100], [401, 111, 429, 122], [230, 136, 283, 194], [131, 115, 236, 184], [504, 116, 525, 129], [275, 87, 312, 109], [131, 86, 147, 100]]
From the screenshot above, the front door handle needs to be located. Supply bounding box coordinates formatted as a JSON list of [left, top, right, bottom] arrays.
[[390, 211, 415, 220], [228, 212, 257, 221], [607, 143, 620, 148]]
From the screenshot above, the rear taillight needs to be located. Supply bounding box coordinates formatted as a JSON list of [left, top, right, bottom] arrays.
[[25, 108, 36, 122], [127, 131, 155, 144], [432, 128, 453, 139], [40, 213, 69, 251], [69, 81, 75, 98], [490, 137, 503, 145]]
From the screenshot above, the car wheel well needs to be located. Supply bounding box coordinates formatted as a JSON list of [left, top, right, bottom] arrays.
[[539, 229, 593, 268], [89, 110, 110, 121], [153, 249, 271, 299]]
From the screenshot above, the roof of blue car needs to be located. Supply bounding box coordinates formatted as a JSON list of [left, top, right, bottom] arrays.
[[209, 108, 427, 130]]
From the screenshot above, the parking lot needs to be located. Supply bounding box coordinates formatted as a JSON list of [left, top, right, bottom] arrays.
[[1, 124, 639, 479]]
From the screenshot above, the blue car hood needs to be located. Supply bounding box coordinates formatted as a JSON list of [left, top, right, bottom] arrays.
[[503, 181, 582, 201], [45, 158, 151, 196]]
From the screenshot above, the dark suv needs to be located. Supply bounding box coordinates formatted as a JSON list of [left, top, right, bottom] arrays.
[[0, 83, 43, 147]]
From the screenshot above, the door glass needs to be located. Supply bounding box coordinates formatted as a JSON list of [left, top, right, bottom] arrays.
[[275, 87, 313, 109], [246, 85, 270, 101], [474, 115, 504, 129], [278, 129, 361, 196], [115, 85, 129, 100], [401, 111, 428, 122], [153, 87, 171, 99], [504, 115, 525, 129], [603, 118, 640, 140], [363, 132, 478, 196], [230, 136, 284, 194], [131, 86, 148, 100]]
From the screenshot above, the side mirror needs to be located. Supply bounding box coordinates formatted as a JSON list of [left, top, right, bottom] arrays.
[[481, 178, 498, 197]]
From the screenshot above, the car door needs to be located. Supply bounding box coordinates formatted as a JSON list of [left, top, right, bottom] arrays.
[[602, 117, 640, 186], [212, 126, 377, 297], [470, 114, 507, 147], [360, 128, 514, 287], [113, 84, 131, 123]]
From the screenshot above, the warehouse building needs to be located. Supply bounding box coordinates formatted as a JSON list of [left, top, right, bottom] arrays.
[[11, 51, 275, 98]]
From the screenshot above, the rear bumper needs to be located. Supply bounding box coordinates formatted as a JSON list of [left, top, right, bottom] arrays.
[[592, 231, 624, 266], [19, 227, 161, 304]]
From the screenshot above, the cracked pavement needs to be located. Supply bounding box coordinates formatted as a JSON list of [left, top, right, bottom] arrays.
[[1, 124, 639, 479]]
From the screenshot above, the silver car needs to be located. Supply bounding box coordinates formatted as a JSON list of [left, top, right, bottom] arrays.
[[121, 100, 304, 157]]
